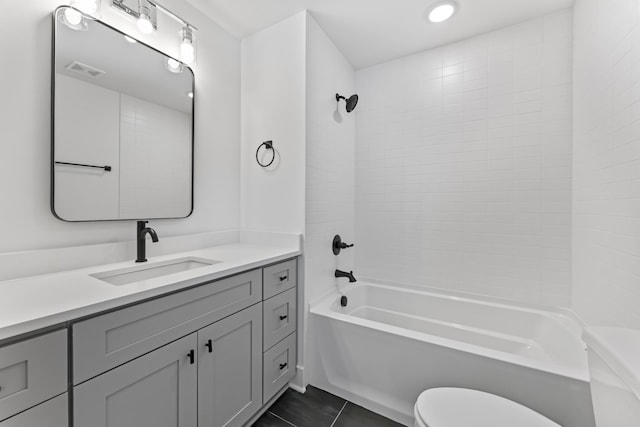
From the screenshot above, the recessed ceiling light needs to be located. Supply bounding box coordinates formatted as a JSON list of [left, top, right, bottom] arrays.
[[426, 1, 457, 23]]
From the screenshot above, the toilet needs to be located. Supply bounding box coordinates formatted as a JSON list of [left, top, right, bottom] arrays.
[[413, 388, 559, 427], [414, 327, 640, 427]]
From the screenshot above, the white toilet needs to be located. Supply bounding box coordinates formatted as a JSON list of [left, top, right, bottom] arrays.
[[414, 326, 640, 427], [413, 388, 559, 427]]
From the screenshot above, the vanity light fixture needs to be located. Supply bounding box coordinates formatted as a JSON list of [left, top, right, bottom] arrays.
[[180, 26, 195, 64], [112, 0, 198, 63], [426, 1, 457, 23], [136, 0, 155, 34]]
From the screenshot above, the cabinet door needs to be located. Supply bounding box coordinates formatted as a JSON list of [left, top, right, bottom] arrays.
[[0, 394, 68, 427], [198, 304, 262, 427], [74, 333, 197, 427]]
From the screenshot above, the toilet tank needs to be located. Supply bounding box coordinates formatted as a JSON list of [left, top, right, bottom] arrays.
[[582, 327, 640, 427]]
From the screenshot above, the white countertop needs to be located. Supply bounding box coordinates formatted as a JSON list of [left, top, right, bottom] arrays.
[[0, 241, 301, 342]]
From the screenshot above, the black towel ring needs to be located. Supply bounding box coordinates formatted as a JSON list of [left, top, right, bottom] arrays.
[[256, 140, 275, 168]]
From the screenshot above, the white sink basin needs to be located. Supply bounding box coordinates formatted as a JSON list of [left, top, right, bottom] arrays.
[[91, 257, 220, 286]]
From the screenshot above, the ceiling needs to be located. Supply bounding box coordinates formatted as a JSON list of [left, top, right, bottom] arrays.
[[186, 0, 574, 69]]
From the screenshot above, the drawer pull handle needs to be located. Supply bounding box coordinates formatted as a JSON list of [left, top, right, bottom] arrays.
[[279, 315, 288, 320], [279, 362, 288, 370], [279, 276, 288, 282], [188, 349, 195, 365], [205, 339, 213, 353]]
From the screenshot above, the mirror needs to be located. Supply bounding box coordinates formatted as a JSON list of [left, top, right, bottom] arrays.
[[52, 7, 194, 221]]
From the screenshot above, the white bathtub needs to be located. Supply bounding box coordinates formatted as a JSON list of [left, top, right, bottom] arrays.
[[308, 282, 595, 427]]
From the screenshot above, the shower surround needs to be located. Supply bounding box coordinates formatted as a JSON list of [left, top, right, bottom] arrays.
[[354, 9, 573, 307]]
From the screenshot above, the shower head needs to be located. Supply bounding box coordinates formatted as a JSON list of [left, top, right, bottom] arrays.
[[336, 93, 359, 113]]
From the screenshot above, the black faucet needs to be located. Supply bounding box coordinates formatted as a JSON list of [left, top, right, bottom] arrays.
[[136, 220, 159, 263], [335, 269, 357, 283]]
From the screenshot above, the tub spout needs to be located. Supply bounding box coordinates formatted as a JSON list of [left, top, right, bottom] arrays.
[[335, 269, 357, 283]]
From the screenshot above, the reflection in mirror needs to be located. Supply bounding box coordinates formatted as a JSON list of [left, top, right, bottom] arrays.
[[52, 7, 194, 221]]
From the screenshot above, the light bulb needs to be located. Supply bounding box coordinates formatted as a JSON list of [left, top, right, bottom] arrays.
[[180, 40, 195, 64], [64, 8, 82, 26], [167, 58, 182, 73], [70, 0, 100, 18], [137, 14, 154, 34]]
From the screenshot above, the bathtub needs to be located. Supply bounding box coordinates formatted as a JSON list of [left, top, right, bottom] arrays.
[[308, 282, 595, 427]]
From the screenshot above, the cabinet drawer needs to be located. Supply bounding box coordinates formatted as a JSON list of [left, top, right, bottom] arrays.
[[0, 329, 67, 422], [263, 332, 296, 403], [263, 288, 296, 351], [263, 259, 296, 300], [0, 393, 68, 427], [73, 269, 261, 384]]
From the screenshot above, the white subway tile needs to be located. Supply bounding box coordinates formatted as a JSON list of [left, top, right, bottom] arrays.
[[355, 9, 573, 307]]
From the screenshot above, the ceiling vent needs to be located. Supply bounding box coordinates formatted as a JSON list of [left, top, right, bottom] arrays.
[[65, 61, 106, 79]]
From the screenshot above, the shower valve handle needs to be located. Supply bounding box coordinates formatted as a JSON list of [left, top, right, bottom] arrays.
[[333, 235, 354, 255]]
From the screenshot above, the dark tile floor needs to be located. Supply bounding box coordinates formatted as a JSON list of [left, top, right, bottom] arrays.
[[252, 386, 406, 427]]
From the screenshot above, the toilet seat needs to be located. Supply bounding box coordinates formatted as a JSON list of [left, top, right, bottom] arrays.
[[414, 388, 560, 427]]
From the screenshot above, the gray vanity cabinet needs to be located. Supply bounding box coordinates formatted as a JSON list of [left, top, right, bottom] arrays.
[[198, 303, 262, 427], [69, 258, 297, 427], [73, 269, 262, 385], [74, 333, 198, 427], [0, 329, 67, 423], [0, 394, 68, 427]]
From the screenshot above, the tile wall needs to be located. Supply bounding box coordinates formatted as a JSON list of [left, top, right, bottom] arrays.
[[573, 0, 640, 327], [354, 10, 573, 306]]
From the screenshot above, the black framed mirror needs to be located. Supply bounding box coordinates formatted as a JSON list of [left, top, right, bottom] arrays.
[[52, 7, 194, 222]]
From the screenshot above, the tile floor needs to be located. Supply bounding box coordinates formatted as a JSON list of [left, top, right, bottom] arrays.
[[252, 386, 406, 427]]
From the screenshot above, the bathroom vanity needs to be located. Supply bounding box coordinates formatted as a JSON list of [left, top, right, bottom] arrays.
[[0, 244, 299, 427]]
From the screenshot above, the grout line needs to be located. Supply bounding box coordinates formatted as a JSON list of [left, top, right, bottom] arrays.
[[268, 411, 298, 427], [329, 401, 349, 427]]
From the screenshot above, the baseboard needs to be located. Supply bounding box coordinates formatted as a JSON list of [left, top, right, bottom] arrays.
[[289, 364, 306, 393]]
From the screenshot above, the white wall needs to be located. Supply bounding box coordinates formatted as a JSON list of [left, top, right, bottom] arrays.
[[355, 10, 573, 306], [0, 0, 240, 253], [240, 12, 306, 234], [572, 0, 640, 328], [304, 13, 355, 389], [305, 14, 356, 305], [240, 11, 308, 390]]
